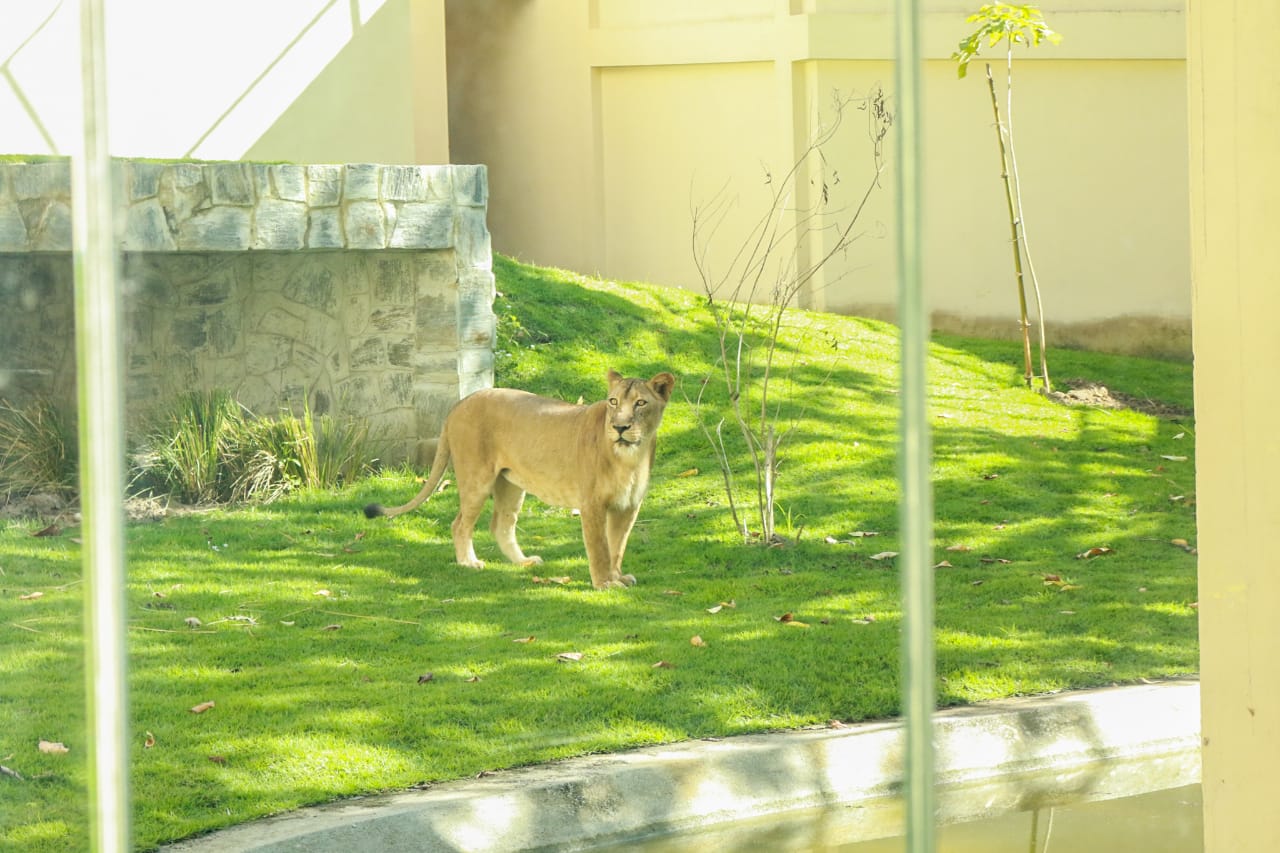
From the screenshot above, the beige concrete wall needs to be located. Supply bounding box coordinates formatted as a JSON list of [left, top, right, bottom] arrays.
[[1187, 1, 1280, 850], [446, 2, 1190, 356], [0, 0, 449, 164]]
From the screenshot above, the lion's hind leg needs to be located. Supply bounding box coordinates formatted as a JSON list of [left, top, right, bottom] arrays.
[[490, 473, 542, 567], [450, 481, 490, 569]]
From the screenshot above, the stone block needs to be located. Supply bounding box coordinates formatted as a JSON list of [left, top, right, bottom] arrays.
[[11, 161, 70, 200], [0, 201, 28, 251], [373, 256, 415, 305], [307, 165, 344, 207], [124, 198, 177, 251], [210, 163, 254, 205], [172, 163, 205, 189], [453, 164, 488, 206], [130, 162, 164, 200], [307, 208, 344, 249], [389, 203, 452, 249], [345, 164, 379, 200], [250, 164, 273, 199], [272, 165, 307, 202], [454, 207, 491, 270], [177, 207, 251, 250], [350, 335, 386, 368], [30, 200, 72, 251], [254, 199, 307, 250], [344, 201, 386, 249], [382, 166, 430, 202], [282, 261, 338, 314]]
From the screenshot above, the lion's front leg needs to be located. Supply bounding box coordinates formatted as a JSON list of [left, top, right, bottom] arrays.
[[605, 506, 641, 587], [578, 507, 630, 589]]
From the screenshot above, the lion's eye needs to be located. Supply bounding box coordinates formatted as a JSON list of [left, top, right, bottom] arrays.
[[608, 398, 618, 407], [634, 399, 647, 407]]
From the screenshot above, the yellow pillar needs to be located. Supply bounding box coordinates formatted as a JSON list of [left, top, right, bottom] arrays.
[[1187, 2, 1280, 851]]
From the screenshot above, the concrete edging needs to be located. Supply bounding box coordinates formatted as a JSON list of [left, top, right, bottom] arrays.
[[163, 679, 1201, 852]]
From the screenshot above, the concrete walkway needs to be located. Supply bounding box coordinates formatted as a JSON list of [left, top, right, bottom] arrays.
[[163, 679, 1200, 852]]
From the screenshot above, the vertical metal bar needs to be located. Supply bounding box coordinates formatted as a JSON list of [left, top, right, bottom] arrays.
[[71, 0, 130, 850], [893, 0, 935, 852]]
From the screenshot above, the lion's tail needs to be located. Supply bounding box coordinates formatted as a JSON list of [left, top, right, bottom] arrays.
[[363, 433, 451, 520]]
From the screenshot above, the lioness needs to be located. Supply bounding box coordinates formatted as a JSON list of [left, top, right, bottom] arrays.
[[364, 370, 676, 589]]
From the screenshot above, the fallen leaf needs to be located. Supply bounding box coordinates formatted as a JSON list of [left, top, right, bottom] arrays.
[[1173, 432, 1185, 440], [513, 636, 536, 643], [0, 764, 23, 781], [852, 615, 876, 625], [1169, 494, 1185, 502], [1043, 574, 1062, 583], [280, 621, 296, 627], [945, 544, 970, 552], [690, 635, 707, 647], [719, 600, 736, 609], [971, 579, 985, 586], [1138, 587, 1148, 593], [189, 701, 215, 714], [1060, 610, 1077, 615], [676, 468, 699, 477], [144, 732, 156, 749], [775, 612, 794, 622], [828, 720, 848, 729], [869, 551, 898, 561], [982, 473, 1000, 480], [652, 660, 675, 669], [417, 673, 434, 684], [321, 624, 342, 631], [18, 591, 43, 601], [662, 590, 684, 596], [38, 740, 69, 755], [465, 676, 481, 683], [314, 589, 332, 597], [531, 576, 573, 585], [933, 561, 954, 569], [184, 617, 203, 628], [556, 652, 583, 662], [1075, 546, 1115, 559], [848, 531, 880, 538], [706, 605, 723, 615], [1161, 455, 1188, 462], [208, 755, 227, 765], [354, 531, 366, 541], [979, 557, 1013, 564], [774, 613, 809, 627], [32, 523, 61, 538]]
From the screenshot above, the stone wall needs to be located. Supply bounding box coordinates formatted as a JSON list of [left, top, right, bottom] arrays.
[[0, 159, 494, 466]]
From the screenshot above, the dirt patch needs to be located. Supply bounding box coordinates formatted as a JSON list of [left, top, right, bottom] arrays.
[[1047, 379, 1192, 418], [1, 493, 214, 524]]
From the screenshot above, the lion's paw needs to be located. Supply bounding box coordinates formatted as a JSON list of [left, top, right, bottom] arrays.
[[520, 556, 544, 567]]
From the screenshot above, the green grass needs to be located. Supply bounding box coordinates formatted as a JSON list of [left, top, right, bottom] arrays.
[[0, 255, 1198, 851]]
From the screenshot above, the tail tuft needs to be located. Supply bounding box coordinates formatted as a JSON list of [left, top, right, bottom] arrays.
[[363, 503, 386, 519]]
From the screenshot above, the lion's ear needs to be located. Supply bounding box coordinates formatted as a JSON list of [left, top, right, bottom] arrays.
[[649, 372, 676, 401], [607, 369, 624, 385]]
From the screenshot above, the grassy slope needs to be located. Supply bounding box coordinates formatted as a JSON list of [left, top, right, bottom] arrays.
[[0, 256, 1197, 851]]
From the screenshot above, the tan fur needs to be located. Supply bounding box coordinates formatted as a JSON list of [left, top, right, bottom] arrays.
[[364, 370, 676, 589]]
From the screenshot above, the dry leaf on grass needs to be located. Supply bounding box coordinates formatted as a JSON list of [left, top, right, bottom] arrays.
[[652, 660, 675, 669], [144, 732, 156, 749], [32, 524, 61, 538], [556, 652, 583, 663], [676, 468, 699, 477], [945, 544, 971, 552], [321, 624, 342, 631], [1075, 546, 1115, 560], [0, 764, 23, 781], [513, 636, 536, 644], [774, 613, 810, 627], [869, 551, 898, 561], [189, 701, 215, 715], [417, 673, 434, 684], [18, 591, 43, 601], [933, 561, 953, 569], [38, 740, 69, 755], [690, 635, 707, 647]]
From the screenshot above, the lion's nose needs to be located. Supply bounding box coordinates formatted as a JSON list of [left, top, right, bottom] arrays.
[[613, 424, 630, 437]]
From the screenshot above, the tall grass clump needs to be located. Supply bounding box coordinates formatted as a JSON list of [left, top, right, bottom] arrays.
[[132, 390, 374, 504], [0, 396, 78, 498]]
